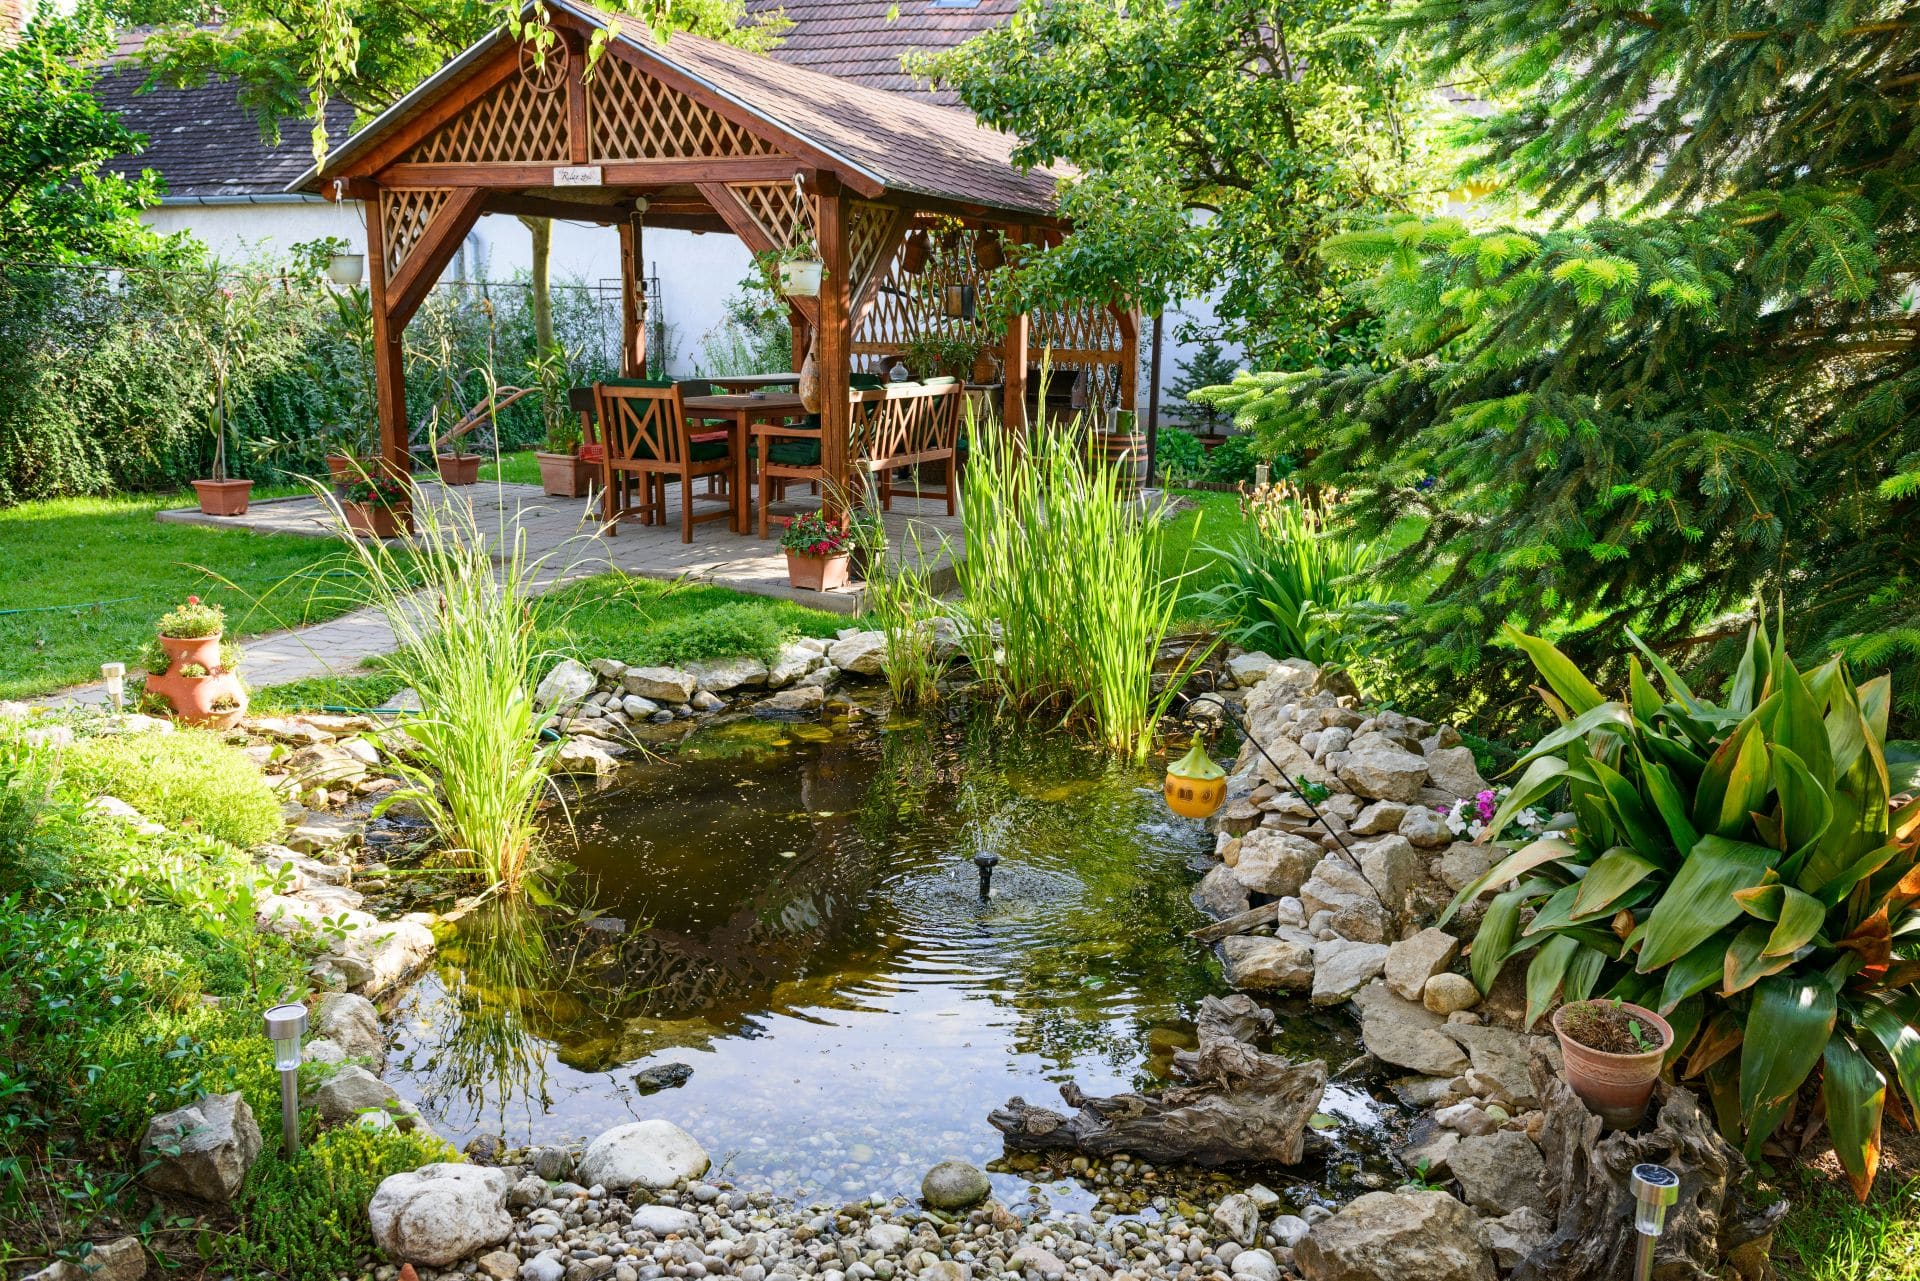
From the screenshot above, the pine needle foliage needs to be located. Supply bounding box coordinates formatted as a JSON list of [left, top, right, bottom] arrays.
[[1199, 1, 1920, 733]]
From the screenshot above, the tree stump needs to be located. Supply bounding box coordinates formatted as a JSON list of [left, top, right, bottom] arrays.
[[1516, 1045, 1786, 1281], [988, 994, 1326, 1166]]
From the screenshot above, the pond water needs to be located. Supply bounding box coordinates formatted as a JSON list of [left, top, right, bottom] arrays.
[[385, 706, 1386, 1205]]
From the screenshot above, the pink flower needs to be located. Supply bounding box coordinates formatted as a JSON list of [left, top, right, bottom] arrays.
[[1475, 789, 1497, 823]]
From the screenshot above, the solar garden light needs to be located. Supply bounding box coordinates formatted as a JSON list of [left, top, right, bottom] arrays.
[[1630, 1163, 1680, 1281], [100, 662, 125, 713], [262, 1003, 308, 1158]]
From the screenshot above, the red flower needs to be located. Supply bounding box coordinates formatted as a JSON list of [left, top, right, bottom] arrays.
[[187, 595, 200, 605]]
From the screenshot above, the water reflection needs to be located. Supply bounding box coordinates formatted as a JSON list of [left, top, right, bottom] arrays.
[[384, 710, 1365, 1199]]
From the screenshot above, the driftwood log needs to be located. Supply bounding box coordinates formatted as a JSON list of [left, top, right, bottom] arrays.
[[1516, 1046, 1787, 1281], [989, 994, 1325, 1166]]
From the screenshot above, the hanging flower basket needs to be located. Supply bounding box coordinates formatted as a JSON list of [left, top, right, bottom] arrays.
[[779, 259, 825, 298]]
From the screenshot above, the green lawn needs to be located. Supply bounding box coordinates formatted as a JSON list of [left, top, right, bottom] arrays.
[[1778, 1172, 1920, 1281], [0, 489, 364, 700], [480, 450, 543, 486]]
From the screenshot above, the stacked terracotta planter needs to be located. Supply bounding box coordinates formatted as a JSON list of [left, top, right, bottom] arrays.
[[148, 632, 247, 730]]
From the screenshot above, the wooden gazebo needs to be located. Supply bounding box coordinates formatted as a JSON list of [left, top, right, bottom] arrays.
[[292, 0, 1140, 502]]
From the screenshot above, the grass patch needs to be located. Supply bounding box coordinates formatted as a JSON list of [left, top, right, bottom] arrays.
[[1153, 488, 1247, 622], [248, 670, 410, 714], [1778, 1173, 1920, 1280], [534, 572, 843, 667], [66, 728, 283, 848], [480, 450, 543, 487], [0, 488, 363, 700]]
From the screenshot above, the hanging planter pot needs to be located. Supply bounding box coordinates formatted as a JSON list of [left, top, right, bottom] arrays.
[[975, 233, 1004, 271], [779, 259, 824, 298], [326, 252, 365, 286], [901, 229, 931, 277]]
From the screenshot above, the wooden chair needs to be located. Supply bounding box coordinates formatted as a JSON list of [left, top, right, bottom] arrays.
[[870, 378, 964, 513], [593, 381, 738, 542], [752, 374, 887, 538]]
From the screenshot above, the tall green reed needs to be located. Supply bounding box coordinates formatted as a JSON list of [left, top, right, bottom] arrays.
[[860, 519, 947, 708], [956, 408, 1202, 758], [321, 481, 559, 892]]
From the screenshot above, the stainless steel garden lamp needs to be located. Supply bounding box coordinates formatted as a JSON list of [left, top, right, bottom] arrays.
[[101, 662, 125, 713], [262, 1003, 308, 1158], [1630, 1163, 1680, 1281]]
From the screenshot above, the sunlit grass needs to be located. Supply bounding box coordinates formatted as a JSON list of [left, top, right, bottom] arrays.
[[1778, 1174, 1920, 1281]]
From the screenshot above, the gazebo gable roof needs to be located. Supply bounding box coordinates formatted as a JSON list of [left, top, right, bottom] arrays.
[[291, 0, 1060, 218]]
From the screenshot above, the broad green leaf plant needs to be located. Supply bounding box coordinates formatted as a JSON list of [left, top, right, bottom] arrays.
[[1443, 622, 1920, 1200]]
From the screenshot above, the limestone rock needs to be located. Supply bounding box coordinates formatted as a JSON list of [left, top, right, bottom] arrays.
[[1478, 1206, 1550, 1271], [576, 1120, 709, 1190], [1350, 800, 1407, 836], [1354, 981, 1470, 1077], [826, 631, 888, 677], [630, 1205, 702, 1237], [23, 1236, 146, 1281], [1437, 842, 1492, 893], [1295, 1189, 1495, 1281], [1230, 829, 1324, 898], [1425, 746, 1490, 800], [476, 1252, 521, 1281], [754, 685, 825, 717], [1212, 1192, 1260, 1245], [620, 694, 659, 719], [367, 1163, 513, 1266], [1442, 1023, 1537, 1108], [765, 642, 820, 689], [1225, 651, 1278, 686], [309, 1064, 414, 1128], [1384, 928, 1460, 1002], [684, 656, 769, 693], [554, 738, 618, 777], [1449, 1130, 1547, 1217], [622, 666, 696, 703], [139, 1092, 261, 1204], [1194, 862, 1252, 918], [1334, 745, 1429, 804], [312, 991, 385, 1065], [1356, 836, 1422, 913], [343, 917, 437, 997], [1310, 938, 1388, 1006], [920, 1159, 990, 1210], [1299, 859, 1386, 943], [1398, 806, 1453, 849], [287, 811, 359, 854], [533, 659, 597, 712], [1424, 973, 1481, 1015], [1220, 935, 1314, 993]]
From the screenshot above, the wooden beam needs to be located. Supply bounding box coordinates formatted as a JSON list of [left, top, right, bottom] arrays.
[[1115, 307, 1139, 414], [344, 48, 523, 179], [815, 172, 852, 515], [563, 30, 589, 166], [481, 192, 626, 224], [386, 187, 489, 329], [697, 180, 819, 329], [378, 158, 800, 187], [618, 215, 646, 376], [1002, 228, 1030, 431], [363, 197, 411, 479]]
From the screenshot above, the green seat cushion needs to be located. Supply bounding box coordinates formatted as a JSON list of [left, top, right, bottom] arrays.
[[603, 376, 677, 389], [921, 375, 958, 387], [689, 439, 730, 462], [770, 439, 821, 467], [850, 373, 886, 390]]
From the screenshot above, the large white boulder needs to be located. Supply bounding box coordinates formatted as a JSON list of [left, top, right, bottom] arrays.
[[533, 659, 596, 712], [312, 991, 385, 1064], [1296, 1189, 1495, 1281], [1230, 829, 1324, 898], [622, 666, 697, 703], [684, 655, 769, 693], [826, 631, 887, 676], [368, 1164, 513, 1266], [575, 1119, 710, 1190]]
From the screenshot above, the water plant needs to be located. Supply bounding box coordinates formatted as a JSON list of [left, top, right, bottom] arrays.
[[860, 521, 946, 708], [1444, 620, 1920, 1198], [322, 487, 559, 892], [956, 408, 1202, 758]]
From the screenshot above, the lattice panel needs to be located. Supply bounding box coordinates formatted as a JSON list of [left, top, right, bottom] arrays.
[[589, 54, 781, 160], [727, 181, 817, 251], [846, 200, 899, 302], [854, 222, 1006, 353], [380, 188, 452, 277], [406, 69, 569, 164]]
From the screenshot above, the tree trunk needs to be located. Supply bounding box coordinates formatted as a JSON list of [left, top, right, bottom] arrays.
[[521, 216, 554, 354]]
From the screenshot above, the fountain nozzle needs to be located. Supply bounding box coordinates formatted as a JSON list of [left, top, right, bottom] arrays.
[[973, 851, 1000, 900]]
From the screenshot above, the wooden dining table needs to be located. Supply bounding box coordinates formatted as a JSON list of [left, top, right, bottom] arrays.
[[705, 372, 800, 393], [681, 391, 810, 533]]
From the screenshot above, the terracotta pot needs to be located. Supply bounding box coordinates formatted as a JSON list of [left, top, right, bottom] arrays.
[[970, 352, 997, 385], [158, 632, 222, 672], [346, 500, 410, 539], [191, 478, 253, 516], [785, 551, 851, 592], [536, 450, 596, 498], [327, 454, 376, 483], [436, 453, 482, 485], [147, 668, 246, 729], [1552, 1000, 1673, 1130]]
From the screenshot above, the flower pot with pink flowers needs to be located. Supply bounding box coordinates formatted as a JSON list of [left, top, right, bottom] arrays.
[[779, 509, 856, 591], [145, 596, 248, 729]]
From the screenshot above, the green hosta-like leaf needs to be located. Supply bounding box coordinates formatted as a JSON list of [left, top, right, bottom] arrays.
[[1472, 881, 1541, 995], [1588, 756, 1670, 862], [1526, 934, 1581, 1030], [1484, 754, 1572, 835], [1857, 992, 1920, 1120], [1804, 842, 1901, 908], [1564, 941, 1607, 1006], [1439, 835, 1576, 928], [1738, 973, 1836, 1155], [1522, 880, 1584, 937], [1693, 716, 1771, 838], [1860, 674, 1891, 744], [1729, 625, 1773, 717], [1886, 741, 1920, 795], [1821, 1035, 1885, 1201], [1637, 836, 1779, 972], [1573, 847, 1660, 918], [1659, 933, 1731, 1014], [1626, 627, 1701, 712], [1771, 744, 1834, 861], [1505, 625, 1606, 715], [1723, 921, 1797, 995], [1639, 754, 1700, 854], [1515, 702, 1636, 770], [1771, 657, 1834, 790], [1764, 886, 1825, 956], [1628, 655, 1662, 723], [1664, 996, 1705, 1072]]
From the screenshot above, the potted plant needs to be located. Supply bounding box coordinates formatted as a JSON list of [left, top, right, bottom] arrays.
[[531, 343, 595, 498], [900, 333, 978, 383], [436, 437, 481, 486], [757, 244, 827, 300], [780, 509, 856, 591], [179, 273, 291, 517], [1551, 999, 1673, 1130], [145, 597, 248, 729], [342, 473, 413, 539]]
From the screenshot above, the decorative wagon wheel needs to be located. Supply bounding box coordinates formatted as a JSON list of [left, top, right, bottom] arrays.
[[517, 36, 569, 95]]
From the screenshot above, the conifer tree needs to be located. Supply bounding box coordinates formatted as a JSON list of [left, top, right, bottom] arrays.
[[1202, 1, 1920, 730]]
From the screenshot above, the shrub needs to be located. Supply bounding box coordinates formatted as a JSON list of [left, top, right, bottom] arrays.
[[1199, 432, 1287, 486], [641, 601, 795, 667], [212, 1124, 456, 1281], [66, 730, 281, 848], [1155, 428, 1205, 482], [1446, 621, 1920, 1199]]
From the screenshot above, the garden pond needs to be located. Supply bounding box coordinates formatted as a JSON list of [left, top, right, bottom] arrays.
[[383, 707, 1393, 1206]]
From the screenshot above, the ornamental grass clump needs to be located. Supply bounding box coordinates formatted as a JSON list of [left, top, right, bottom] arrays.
[[322, 487, 558, 893], [1444, 620, 1920, 1199], [956, 409, 1201, 758], [861, 521, 946, 709]]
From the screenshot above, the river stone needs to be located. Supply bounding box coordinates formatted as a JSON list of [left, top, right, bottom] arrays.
[[287, 811, 359, 854], [1424, 746, 1489, 800], [577, 1119, 709, 1190], [1295, 1189, 1494, 1281], [1298, 859, 1386, 943], [1350, 800, 1407, 835], [1398, 806, 1453, 849], [1437, 842, 1491, 893], [312, 991, 384, 1064], [632, 1062, 694, 1093], [755, 685, 826, 717], [534, 659, 596, 712], [1449, 1130, 1547, 1217], [827, 631, 888, 676], [1230, 829, 1323, 897], [1425, 973, 1482, 1015], [1008, 1244, 1068, 1277], [1353, 981, 1470, 1076], [368, 1163, 513, 1266], [1226, 651, 1278, 685], [1212, 1192, 1260, 1244], [476, 1252, 521, 1281], [140, 1092, 261, 1204], [1220, 935, 1314, 992], [1194, 863, 1252, 919], [622, 666, 696, 703], [685, 656, 769, 693], [866, 1223, 912, 1252], [1310, 938, 1388, 1006], [630, 1205, 702, 1237], [1229, 1249, 1279, 1281], [1334, 745, 1429, 804], [621, 694, 659, 719], [1384, 928, 1460, 1002], [1478, 1206, 1551, 1271], [920, 1159, 990, 1209], [554, 738, 618, 777]]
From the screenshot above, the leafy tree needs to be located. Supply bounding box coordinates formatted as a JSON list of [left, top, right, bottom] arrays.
[[1202, 1, 1920, 732], [912, 0, 1441, 367], [0, 10, 166, 264]]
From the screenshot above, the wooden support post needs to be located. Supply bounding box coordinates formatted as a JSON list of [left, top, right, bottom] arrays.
[[1002, 226, 1030, 431], [789, 305, 810, 376], [618, 213, 646, 376], [1116, 308, 1140, 414], [814, 172, 851, 516], [363, 192, 411, 478]]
